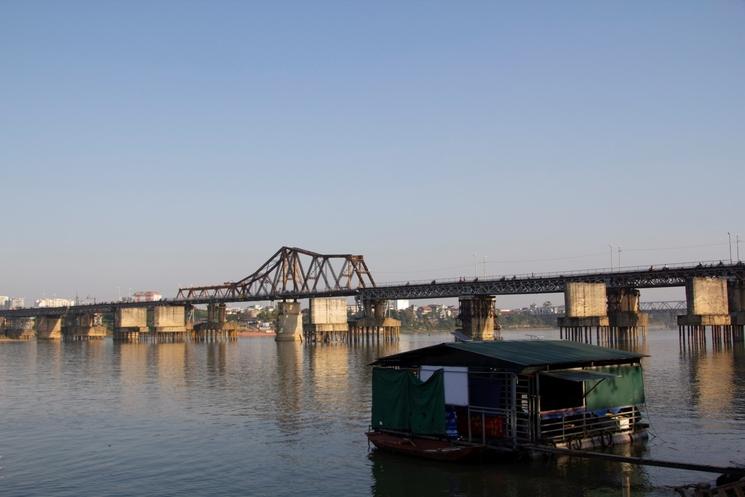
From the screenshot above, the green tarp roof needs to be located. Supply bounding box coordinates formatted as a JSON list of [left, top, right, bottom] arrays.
[[541, 369, 619, 382], [372, 340, 646, 373]]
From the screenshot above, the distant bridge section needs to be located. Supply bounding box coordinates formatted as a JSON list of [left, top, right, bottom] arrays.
[[640, 301, 687, 312], [0, 300, 172, 318], [358, 262, 745, 300]]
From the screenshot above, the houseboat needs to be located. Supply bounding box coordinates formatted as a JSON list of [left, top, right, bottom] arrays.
[[367, 340, 648, 459]]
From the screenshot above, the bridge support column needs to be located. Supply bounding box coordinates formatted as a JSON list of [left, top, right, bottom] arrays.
[[304, 298, 348, 343], [728, 280, 745, 342], [678, 277, 732, 349], [207, 302, 227, 327], [36, 316, 63, 339], [185, 305, 195, 331], [348, 300, 400, 343], [456, 295, 499, 341], [114, 307, 148, 341], [275, 301, 303, 342], [193, 303, 237, 341], [151, 305, 188, 342], [558, 282, 609, 344], [606, 288, 648, 346], [3, 317, 35, 340], [64, 313, 107, 340]]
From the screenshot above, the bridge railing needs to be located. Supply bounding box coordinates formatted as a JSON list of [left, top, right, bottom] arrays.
[[374, 259, 735, 288]]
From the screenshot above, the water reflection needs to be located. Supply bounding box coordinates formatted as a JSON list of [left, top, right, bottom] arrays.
[[692, 349, 735, 418], [370, 446, 653, 497], [111, 342, 150, 415], [1, 330, 745, 496], [274, 342, 305, 435], [679, 340, 745, 426], [206, 341, 229, 376]]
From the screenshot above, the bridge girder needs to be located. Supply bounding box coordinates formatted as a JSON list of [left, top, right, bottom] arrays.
[[357, 263, 745, 301], [2, 255, 743, 319]]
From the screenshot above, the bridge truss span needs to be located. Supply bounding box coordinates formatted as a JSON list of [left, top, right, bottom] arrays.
[[176, 246, 376, 303]]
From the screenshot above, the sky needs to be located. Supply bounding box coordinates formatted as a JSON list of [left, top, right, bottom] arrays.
[[1, 1, 744, 306]]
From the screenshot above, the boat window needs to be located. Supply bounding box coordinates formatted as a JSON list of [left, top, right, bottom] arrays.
[[468, 373, 508, 409], [539, 375, 583, 411]]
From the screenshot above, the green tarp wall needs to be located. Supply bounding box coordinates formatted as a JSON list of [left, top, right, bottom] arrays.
[[371, 367, 446, 435], [585, 365, 645, 409]]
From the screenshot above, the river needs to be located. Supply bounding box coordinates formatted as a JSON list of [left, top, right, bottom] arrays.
[[0, 329, 743, 496]]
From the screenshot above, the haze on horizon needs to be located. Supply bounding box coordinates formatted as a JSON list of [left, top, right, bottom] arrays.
[[1, 1, 743, 307]]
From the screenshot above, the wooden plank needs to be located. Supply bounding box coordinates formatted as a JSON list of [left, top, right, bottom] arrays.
[[525, 444, 745, 476]]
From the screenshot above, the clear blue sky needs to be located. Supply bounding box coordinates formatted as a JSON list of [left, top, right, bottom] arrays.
[[1, 1, 743, 305]]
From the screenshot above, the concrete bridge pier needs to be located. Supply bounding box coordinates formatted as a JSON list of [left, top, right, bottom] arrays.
[[150, 305, 189, 342], [3, 317, 35, 340], [193, 302, 237, 341], [185, 305, 196, 331], [36, 315, 63, 339], [456, 295, 499, 341], [64, 313, 107, 340], [678, 277, 732, 350], [304, 298, 348, 343], [348, 299, 400, 344], [728, 280, 745, 342], [207, 302, 227, 328], [606, 288, 648, 346], [558, 282, 610, 345], [114, 307, 148, 341], [275, 301, 303, 342]]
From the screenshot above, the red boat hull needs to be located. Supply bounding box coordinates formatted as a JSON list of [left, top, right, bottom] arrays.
[[366, 431, 483, 462]]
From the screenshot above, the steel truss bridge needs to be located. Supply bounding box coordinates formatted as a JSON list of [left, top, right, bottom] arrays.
[[359, 261, 745, 300], [639, 301, 687, 312], [174, 246, 375, 303], [1, 246, 743, 318]]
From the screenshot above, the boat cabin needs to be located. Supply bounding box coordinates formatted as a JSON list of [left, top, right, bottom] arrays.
[[370, 340, 648, 450]]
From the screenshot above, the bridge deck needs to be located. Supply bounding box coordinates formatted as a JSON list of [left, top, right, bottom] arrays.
[[1, 261, 743, 318]]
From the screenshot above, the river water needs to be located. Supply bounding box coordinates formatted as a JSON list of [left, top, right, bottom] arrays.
[[0, 329, 743, 497]]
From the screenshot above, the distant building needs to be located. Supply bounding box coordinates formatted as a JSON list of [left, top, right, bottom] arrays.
[[0, 296, 24, 309], [133, 291, 162, 302], [35, 298, 74, 308], [390, 299, 410, 311], [418, 305, 432, 316]]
